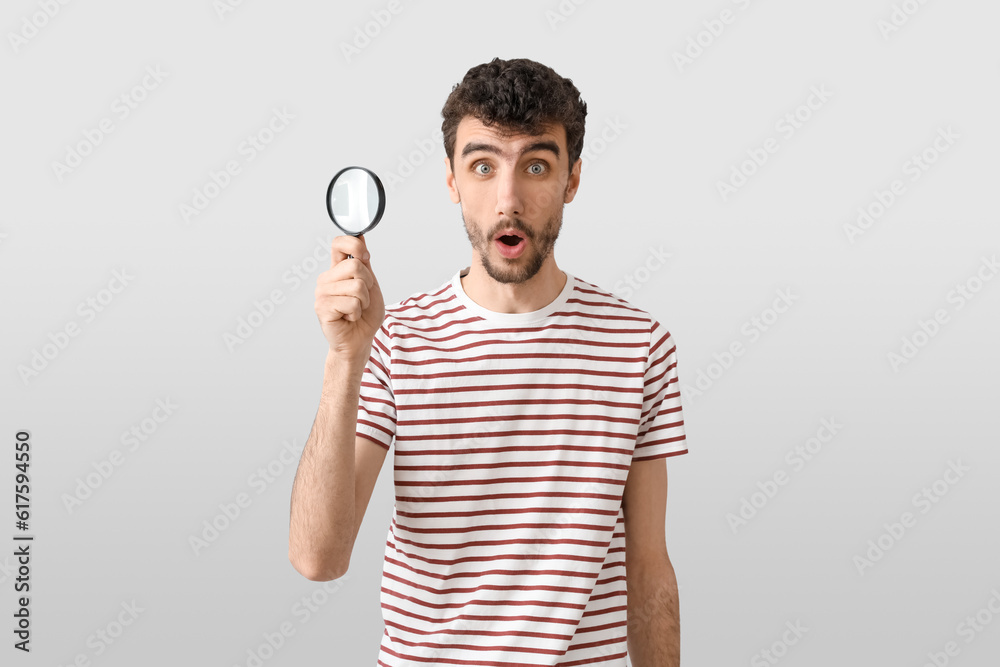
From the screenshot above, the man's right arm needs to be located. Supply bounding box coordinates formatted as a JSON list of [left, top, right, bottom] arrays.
[[288, 350, 388, 581]]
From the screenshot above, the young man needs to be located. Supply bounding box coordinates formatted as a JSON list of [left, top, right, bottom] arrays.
[[290, 57, 687, 667]]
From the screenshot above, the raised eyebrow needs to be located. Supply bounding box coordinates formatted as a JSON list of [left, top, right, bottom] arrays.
[[461, 140, 561, 161]]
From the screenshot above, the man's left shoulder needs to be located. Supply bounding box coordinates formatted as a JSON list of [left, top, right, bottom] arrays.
[[567, 274, 657, 327]]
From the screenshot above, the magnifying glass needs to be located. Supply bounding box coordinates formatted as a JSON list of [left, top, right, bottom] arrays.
[[326, 166, 386, 259]]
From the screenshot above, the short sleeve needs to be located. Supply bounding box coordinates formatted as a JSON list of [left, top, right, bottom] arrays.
[[354, 317, 396, 451], [632, 318, 688, 461]]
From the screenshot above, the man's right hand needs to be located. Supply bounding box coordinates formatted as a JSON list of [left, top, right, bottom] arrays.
[[314, 234, 385, 362]]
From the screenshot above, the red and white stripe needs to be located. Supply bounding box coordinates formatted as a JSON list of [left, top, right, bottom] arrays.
[[355, 268, 687, 666]]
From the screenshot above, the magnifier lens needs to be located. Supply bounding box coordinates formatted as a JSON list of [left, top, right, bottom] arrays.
[[326, 166, 386, 258]]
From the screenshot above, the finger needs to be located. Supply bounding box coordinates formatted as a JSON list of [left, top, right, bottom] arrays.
[[333, 295, 363, 322], [353, 278, 371, 311], [317, 294, 361, 323], [316, 277, 370, 310], [330, 234, 369, 269], [323, 256, 375, 291], [355, 235, 376, 283]]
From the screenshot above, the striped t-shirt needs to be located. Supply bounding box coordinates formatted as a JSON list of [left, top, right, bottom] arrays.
[[355, 266, 688, 667]]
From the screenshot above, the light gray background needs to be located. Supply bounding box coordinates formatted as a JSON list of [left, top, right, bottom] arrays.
[[2, 1, 999, 665]]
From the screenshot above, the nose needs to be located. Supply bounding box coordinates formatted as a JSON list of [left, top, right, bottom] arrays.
[[494, 168, 523, 219]]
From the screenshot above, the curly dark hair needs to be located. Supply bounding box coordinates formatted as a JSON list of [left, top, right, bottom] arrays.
[[441, 57, 588, 174]]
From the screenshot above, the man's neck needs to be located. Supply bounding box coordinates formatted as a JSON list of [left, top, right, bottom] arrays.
[[460, 262, 567, 315]]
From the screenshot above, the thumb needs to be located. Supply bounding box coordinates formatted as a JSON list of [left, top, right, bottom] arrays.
[[356, 248, 378, 288]]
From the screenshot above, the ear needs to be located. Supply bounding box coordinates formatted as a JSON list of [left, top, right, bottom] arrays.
[[445, 156, 461, 203], [563, 157, 582, 204]]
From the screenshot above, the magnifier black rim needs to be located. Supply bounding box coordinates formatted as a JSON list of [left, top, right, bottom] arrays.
[[326, 165, 386, 237]]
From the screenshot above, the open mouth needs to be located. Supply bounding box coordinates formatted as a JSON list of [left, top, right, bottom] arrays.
[[494, 228, 525, 246]]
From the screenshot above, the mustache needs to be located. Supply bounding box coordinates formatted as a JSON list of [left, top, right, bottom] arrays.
[[492, 219, 531, 238]]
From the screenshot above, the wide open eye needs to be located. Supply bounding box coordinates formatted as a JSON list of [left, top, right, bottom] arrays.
[[528, 163, 546, 175]]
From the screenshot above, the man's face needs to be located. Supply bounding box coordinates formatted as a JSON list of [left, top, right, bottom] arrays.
[[446, 116, 581, 285]]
